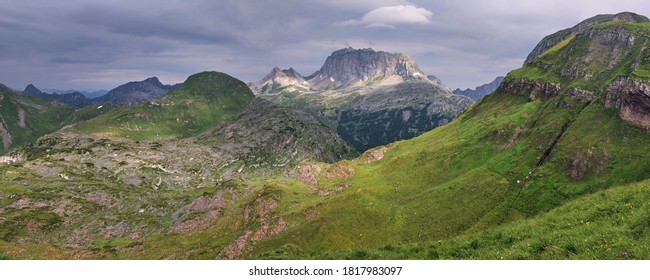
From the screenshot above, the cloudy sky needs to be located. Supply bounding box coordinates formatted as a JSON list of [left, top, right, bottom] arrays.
[[1, 0, 650, 91]]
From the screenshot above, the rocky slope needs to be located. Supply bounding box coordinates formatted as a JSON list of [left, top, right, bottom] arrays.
[[253, 47, 473, 151], [454, 76, 505, 101], [338, 81, 472, 151], [198, 98, 358, 178]]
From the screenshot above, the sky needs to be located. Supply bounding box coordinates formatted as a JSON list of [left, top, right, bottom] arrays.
[[1, 0, 650, 91]]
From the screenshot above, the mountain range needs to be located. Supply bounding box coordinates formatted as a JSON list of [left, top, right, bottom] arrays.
[[1, 12, 649, 260], [251, 47, 473, 152], [34, 88, 108, 99], [23, 84, 93, 107], [22, 77, 180, 107]]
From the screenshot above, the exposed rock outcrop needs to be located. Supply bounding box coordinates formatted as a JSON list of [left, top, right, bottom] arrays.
[[497, 79, 562, 101], [307, 47, 428, 89], [604, 78, 650, 130]]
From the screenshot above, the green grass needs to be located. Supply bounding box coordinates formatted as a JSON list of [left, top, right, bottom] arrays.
[[537, 34, 576, 59], [297, 178, 650, 259], [71, 72, 254, 140], [0, 85, 77, 155], [246, 22, 650, 257]]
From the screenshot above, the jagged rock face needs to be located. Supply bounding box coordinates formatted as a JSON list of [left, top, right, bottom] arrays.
[[308, 47, 427, 89], [337, 81, 472, 151], [604, 78, 650, 130], [524, 12, 649, 65], [96, 77, 174, 106], [454, 76, 505, 101], [497, 79, 562, 101], [248, 67, 310, 95]]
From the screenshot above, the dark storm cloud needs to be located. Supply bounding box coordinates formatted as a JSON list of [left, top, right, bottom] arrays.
[[1, 0, 650, 90], [68, 4, 241, 45]]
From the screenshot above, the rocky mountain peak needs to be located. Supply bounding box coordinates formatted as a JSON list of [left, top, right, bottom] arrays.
[[268, 66, 283, 75], [96, 76, 173, 106], [609, 11, 648, 23], [143, 76, 163, 87], [308, 47, 426, 89], [23, 84, 44, 96], [263, 67, 304, 81], [283, 67, 303, 78], [524, 12, 649, 65], [249, 67, 309, 95]]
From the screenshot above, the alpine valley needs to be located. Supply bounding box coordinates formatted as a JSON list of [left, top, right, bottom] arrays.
[[1, 12, 650, 260]]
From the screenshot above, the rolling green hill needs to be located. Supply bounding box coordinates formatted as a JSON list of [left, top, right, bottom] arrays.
[[71, 71, 254, 140]]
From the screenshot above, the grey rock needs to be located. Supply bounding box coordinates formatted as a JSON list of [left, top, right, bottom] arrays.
[[95, 77, 177, 106]]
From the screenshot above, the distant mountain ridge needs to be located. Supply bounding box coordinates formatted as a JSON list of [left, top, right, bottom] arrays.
[[40, 88, 108, 99], [94, 77, 180, 106], [22, 77, 181, 107], [23, 84, 93, 107], [454, 76, 505, 101]]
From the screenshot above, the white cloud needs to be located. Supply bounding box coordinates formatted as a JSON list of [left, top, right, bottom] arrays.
[[338, 5, 433, 28]]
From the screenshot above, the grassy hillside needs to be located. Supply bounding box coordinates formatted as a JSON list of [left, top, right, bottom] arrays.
[[294, 178, 650, 260], [243, 20, 650, 258], [71, 72, 254, 140], [0, 84, 76, 155], [246, 88, 650, 257]]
